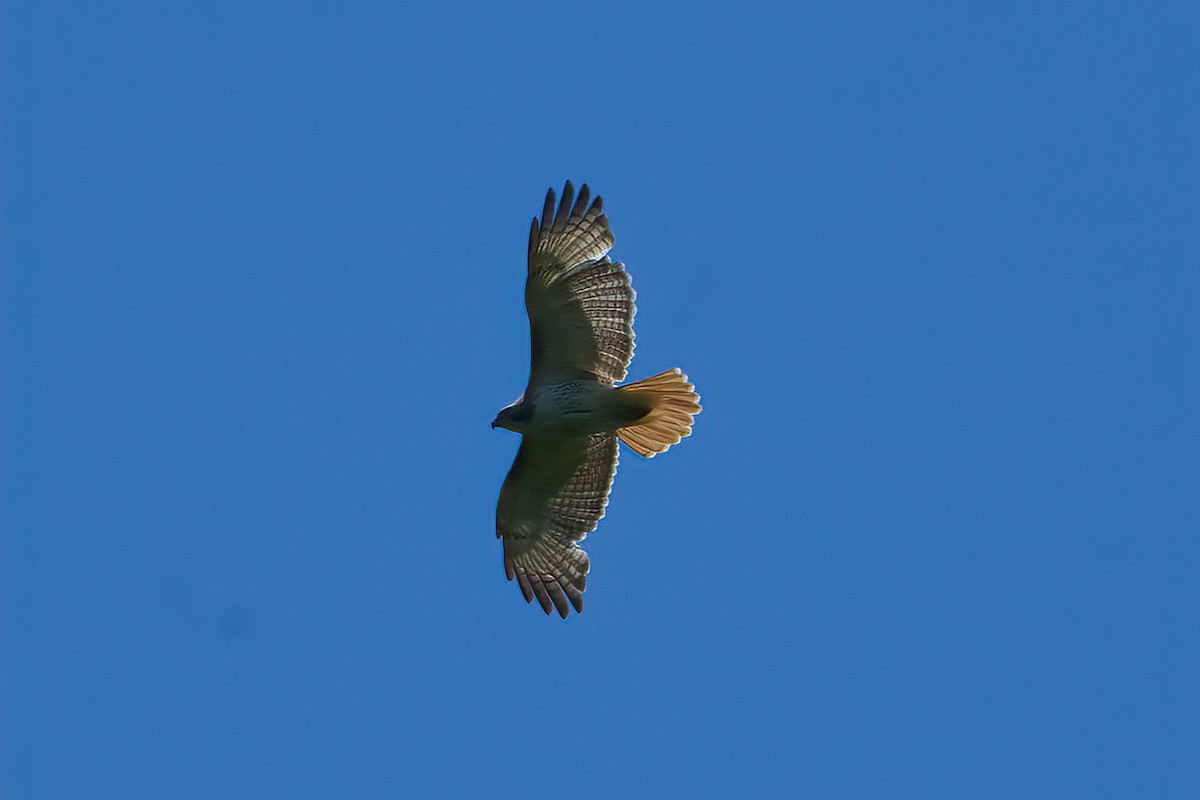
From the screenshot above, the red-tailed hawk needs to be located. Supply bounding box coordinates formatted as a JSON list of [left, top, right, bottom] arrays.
[[491, 181, 701, 617]]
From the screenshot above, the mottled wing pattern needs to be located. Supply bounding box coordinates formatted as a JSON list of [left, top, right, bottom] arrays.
[[526, 182, 636, 388], [497, 432, 619, 617]]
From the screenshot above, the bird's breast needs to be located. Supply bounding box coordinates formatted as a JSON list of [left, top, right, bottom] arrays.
[[526, 381, 644, 435], [531, 381, 590, 419]]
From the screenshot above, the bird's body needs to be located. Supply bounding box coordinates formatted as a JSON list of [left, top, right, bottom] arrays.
[[494, 381, 649, 436], [492, 182, 700, 618]]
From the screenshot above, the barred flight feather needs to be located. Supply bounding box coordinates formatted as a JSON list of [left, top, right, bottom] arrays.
[[529, 181, 615, 282], [498, 433, 618, 617], [525, 182, 636, 387]]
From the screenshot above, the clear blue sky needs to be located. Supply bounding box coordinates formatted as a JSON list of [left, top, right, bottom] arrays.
[[4, 3, 1197, 798]]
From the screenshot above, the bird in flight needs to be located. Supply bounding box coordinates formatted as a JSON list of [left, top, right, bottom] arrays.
[[492, 181, 701, 618]]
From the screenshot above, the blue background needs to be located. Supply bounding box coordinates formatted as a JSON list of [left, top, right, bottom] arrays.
[[4, 2, 1198, 797]]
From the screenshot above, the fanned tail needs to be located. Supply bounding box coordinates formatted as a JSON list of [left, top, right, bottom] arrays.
[[615, 369, 701, 458]]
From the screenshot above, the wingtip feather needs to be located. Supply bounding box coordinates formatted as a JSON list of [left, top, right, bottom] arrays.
[[541, 187, 556, 228], [573, 183, 590, 220], [556, 181, 575, 227]]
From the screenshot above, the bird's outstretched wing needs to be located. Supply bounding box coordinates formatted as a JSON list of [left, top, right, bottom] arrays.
[[525, 182, 636, 388], [497, 432, 619, 617]]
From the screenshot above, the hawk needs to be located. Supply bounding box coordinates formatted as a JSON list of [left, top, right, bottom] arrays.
[[491, 181, 701, 617]]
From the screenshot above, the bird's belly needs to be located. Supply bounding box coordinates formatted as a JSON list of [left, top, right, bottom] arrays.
[[529, 383, 642, 434]]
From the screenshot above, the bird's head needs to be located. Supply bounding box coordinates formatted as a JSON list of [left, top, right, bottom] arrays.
[[492, 397, 532, 433]]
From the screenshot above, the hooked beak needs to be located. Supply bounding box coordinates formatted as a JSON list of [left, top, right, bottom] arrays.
[[490, 419, 498, 429]]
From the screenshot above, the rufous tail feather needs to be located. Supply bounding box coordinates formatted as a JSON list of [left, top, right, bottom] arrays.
[[615, 369, 701, 458]]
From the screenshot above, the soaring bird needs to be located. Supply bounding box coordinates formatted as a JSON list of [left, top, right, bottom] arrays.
[[492, 181, 701, 617]]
